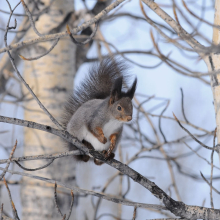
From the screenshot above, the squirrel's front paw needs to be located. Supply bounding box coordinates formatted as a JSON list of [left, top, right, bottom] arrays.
[[98, 136, 107, 144]]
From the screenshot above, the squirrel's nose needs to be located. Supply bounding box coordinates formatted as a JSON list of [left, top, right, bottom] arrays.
[[127, 116, 132, 121]]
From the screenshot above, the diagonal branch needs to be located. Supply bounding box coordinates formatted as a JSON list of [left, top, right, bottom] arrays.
[[18, 38, 59, 61], [0, 115, 220, 219], [54, 182, 64, 218], [3, 178, 20, 220], [0, 140, 17, 180], [173, 113, 214, 151], [4, 0, 64, 130], [0, 0, 126, 54], [141, 0, 206, 55]]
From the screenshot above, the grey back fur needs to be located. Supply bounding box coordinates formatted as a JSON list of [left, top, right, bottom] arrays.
[[61, 57, 130, 129]]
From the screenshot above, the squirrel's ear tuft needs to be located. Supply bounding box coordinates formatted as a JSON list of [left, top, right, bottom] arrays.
[[110, 77, 122, 104], [126, 77, 137, 99]]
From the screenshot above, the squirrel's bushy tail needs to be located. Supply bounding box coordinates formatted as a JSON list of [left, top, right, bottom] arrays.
[[61, 57, 129, 128]]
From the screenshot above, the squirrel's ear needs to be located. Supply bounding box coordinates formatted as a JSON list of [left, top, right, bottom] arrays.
[[126, 77, 137, 99], [110, 77, 122, 104]]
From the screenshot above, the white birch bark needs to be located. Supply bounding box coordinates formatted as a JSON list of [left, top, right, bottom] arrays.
[[20, 1, 77, 219], [204, 0, 220, 156]]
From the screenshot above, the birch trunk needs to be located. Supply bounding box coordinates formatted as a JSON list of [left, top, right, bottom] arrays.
[[21, 1, 77, 219], [204, 0, 220, 156]]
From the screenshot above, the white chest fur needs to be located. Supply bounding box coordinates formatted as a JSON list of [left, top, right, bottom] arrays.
[[82, 119, 122, 151]]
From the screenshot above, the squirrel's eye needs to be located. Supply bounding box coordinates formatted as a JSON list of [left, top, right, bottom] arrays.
[[117, 106, 122, 111]]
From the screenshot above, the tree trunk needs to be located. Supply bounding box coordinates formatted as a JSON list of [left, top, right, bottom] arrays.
[[204, 0, 220, 156], [21, 1, 77, 219]]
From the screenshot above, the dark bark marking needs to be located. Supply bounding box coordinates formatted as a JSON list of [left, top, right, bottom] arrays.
[[209, 55, 218, 87], [46, 126, 51, 131]]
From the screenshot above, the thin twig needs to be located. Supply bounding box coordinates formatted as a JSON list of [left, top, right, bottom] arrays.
[[200, 172, 220, 195], [18, 38, 59, 61], [122, 175, 131, 198], [0, 140, 17, 180], [139, 0, 197, 52], [0, 0, 127, 54], [182, 0, 220, 30], [173, 113, 214, 151], [21, 0, 44, 37], [180, 88, 189, 123], [4, 0, 64, 130], [183, 142, 220, 170], [54, 182, 64, 218], [15, 159, 54, 171], [3, 178, 20, 220], [66, 191, 74, 220], [141, 0, 205, 54], [132, 206, 137, 220], [67, 22, 98, 46], [0, 150, 81, 165], [158, 101, 169, 143], [210, 128, 217, 208], [0, 204, 3, 220], [0, 167, 166, 211]]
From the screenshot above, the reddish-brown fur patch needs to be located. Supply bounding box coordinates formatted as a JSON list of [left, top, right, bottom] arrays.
[[104, 133, 118, 159], [90, 127, 107, 144]]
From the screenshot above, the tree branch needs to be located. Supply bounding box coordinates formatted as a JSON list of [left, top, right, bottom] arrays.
[[0, 115, 220, 219]]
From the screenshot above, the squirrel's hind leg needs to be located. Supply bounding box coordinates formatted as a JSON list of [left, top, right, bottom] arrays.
[[75, 155, 90, 162], [94, 152, 115, 166], [94, 158, 104, 165], [75, 139, 93, 163]]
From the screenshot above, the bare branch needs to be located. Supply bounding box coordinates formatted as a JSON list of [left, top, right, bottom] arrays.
[[0, 167, 166, 211], [0, 0, 127, 54], [173, 113, 214, 151], [132, 206, 137, 220], [180, 88, 189, 123], [210, 128, 217, 208], [18, 38, 59, 61], [3, 0, 64, 130], [0, 140, 17, 180], [54, 182, 64, 218], [0, 204, 3, 220], [3, 178, 20, 220], [141, 0, 205, 54], [0, 150, 81, 165], [0, 115, 220, 219], [67, 22, 98, 46], [200, 172, 220, 195], [21, 0, 44, 37], [15, 159, 54, 171], [66, 191, 74, 220]]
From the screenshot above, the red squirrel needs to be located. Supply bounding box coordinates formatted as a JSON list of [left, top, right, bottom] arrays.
[[62, 58, 137, 165]]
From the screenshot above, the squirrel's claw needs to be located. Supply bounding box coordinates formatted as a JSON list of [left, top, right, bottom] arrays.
[[102, 150, 115, 160], [94, 158, 104, 165], [94, 151, 114, 165]]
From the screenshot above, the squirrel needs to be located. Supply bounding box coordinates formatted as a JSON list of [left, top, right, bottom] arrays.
[[62, 57, 137, 165]]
